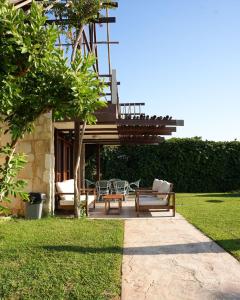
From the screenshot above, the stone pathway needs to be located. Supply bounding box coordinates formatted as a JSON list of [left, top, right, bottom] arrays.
[[121, 214, 240, 300]]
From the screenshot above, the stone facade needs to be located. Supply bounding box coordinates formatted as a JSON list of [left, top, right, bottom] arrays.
[[0, 113, 55, 216]]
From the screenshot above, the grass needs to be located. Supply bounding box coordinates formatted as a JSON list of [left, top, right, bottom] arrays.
[[177, 192, 240, 261], [0, 217, 124, 300]]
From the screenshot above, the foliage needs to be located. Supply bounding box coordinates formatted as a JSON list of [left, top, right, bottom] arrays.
[[54, 54, 106, 123], [0, 0, 106, 139], [0, 218, 124, 299], [0, 0, 60, 138], [0, 145, 28, 212], [53, 0, 101, 29], [52, 0, 114, 30], [96, 138, 240, 192], [177, 193, 240, 261], [0, 0, 106, 209]]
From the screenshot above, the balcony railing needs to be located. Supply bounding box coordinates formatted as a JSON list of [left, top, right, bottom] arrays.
[[119, 102, 145, 119]]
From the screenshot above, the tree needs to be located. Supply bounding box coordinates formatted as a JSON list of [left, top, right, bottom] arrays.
[[52, 0, 112, 218], [0, 0, 105, 214]]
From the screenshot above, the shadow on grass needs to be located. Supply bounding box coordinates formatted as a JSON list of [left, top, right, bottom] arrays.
[[216, 239, 240, 252], [42, 245, 122, 254], [42, 239, 240, 255], [196, 193, 240, 198], [205, 200, 224, 203]]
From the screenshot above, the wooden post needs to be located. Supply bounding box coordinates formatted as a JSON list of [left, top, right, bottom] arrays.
[[96, 144, 101, 181]]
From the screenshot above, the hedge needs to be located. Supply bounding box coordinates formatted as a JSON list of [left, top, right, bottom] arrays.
[[87, 138, 240, 193]]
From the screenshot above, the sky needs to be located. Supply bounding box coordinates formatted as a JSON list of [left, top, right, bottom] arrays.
[[99, 0, 240, 141]]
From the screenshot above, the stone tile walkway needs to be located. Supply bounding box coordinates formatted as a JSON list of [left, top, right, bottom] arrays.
[[121, 214, 240, 300]]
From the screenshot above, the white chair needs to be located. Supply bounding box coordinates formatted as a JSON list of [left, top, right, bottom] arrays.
[[135, 179, 175, 217], [55, 179, 96, 216]]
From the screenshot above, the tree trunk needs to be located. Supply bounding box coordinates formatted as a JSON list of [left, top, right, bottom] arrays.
[[71, 25, 85, 218], [71, 26, 84, 62], [73, 120, 86, 218]]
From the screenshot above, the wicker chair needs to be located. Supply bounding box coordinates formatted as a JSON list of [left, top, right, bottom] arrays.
[[128, 179, 141, 193], [95, 180, 111, 201], [85, 179, 95, 188], [112, 180, 129, 201]]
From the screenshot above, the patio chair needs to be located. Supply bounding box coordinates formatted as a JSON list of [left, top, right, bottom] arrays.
[[108, 178, 121, 193], [128, 179, 141, 193], [95, 180, 111, 201], [112, 180, 129, 201], [55, 179, 96, 216], [135, 179, 175, 217], [85, 179, 95, 188]]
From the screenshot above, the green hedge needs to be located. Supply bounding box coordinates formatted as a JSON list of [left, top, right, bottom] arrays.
[[96, 138, 240, 192]]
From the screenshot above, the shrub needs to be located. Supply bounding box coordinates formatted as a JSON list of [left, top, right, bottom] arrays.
[[95, 138, 240, 192]]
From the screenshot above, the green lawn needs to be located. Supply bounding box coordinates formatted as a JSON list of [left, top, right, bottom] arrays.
[[177, 193, 240, 261], [0, 218, 124, 300]]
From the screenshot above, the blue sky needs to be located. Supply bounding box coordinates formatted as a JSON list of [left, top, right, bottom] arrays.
[[99, 0, 240, 141]]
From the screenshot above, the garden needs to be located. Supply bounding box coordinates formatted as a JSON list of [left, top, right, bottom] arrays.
[[1, 0, 240, 299], [0, 192, 240, 299]]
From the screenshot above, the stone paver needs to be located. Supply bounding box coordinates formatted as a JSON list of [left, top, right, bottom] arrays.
[[122, 214, 240, 300]]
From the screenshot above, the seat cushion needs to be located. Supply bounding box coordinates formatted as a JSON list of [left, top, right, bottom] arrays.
[[139, 195, 168, 206], [59, 195, 95, 206]]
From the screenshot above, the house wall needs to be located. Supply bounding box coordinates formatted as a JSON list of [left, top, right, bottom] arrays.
[[0, 113, 55, 216]]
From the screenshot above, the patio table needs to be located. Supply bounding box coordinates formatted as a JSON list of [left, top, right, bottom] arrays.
[[103, 194, 123, 214]]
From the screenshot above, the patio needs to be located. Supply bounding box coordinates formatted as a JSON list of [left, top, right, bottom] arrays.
[[88, 195, 174, 219]]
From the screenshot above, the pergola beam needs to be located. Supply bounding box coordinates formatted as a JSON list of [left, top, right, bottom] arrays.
[[117, 119, 184, 126], [46, 17, 116, 25]]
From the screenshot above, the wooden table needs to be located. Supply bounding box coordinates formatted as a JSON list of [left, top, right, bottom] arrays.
[[103, 194, 124, 215]]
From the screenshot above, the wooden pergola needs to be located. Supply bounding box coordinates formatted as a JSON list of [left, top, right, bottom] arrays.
[[11, 0, 184, 184]]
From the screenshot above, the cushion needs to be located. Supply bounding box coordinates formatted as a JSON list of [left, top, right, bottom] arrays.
[[159, 180, 171, 193], [139, 196, 168, 206], [157, 180, 171, 200], [152, 179, 163, 191], [59, 195, 95, 206], [56, 179, 74, 201]]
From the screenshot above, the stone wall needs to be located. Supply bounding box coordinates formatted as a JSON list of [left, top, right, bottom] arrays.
[[0, 113, 55, 216]]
